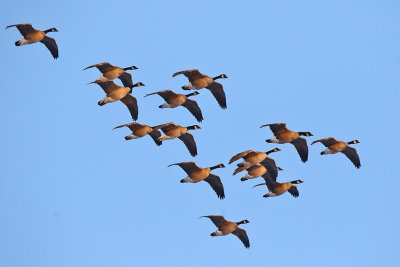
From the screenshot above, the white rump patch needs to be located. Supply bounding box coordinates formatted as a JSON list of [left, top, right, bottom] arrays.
[[321, 148, 334, 155], [184, 82, 196, 90], [181, 176, 194, 183], [267, 137, 280, 143], [213, 230, 225, 236], [157, 134, 174, 141], [160, 102, 173, 108]]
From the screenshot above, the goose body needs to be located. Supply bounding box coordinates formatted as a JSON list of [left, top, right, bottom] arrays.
[[237, 165, 283, 181], [84, 62, 138, 87], [254, 175, 303, 198], [113, 122, 162, 146]]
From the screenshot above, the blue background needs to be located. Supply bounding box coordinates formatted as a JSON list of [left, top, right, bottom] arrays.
[[1, 0, 399, 266]]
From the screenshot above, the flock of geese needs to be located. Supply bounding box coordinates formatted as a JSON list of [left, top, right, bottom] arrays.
[[6, 23, 362, 249]]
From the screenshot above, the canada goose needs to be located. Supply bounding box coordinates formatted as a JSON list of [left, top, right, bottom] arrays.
[[235, 165, 283, 182], [201, 215, 250, 248], [89, 80, 145, 121], [6, 24, 58, 59], [229, 148, 281, 180], [311, 137, 361, 168], [152, 123, 200, 156], [84, 62, 138, 87], [261, 123, 313, 162], [172, 69, 228, 109], [145, 90, 203, 122], [168, 162, 225, 199], [113, 122, 162, 146], [254, 175, 303, 198]]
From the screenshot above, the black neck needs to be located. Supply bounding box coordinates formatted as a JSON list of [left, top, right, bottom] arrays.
[[298, 132, 308, 136], [236, 220, 246, 225], [213, 75, 223, 80], [44, 28, 53, 33], [210, 165, 222, 170], [186, 92, 197, 97], [123, 67, 131, 71], [187, 126, 197, 130], [266, 149, 277, 155]]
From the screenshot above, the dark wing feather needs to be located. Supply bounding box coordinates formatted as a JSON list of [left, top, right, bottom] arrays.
[[172, 69, 203, 81], [83, 62, 113, 73], [182, 99, 204, 122], [233, 166, 250, 175], [311, 137, 338, 147], [260, 123, 287, 135], [152, 122, 176, 132], [6, 24, 35, 36], [229, 150, 253, 164], [120, 94, 138, 121], [148, 130, 162, 146], [232, 228, 250, 249], [290, 137, 309, 162], [288, 186, 300, 198], [113, 122, 143, 131], [261, 174, 276, 191], [201, 215, 228, 228], [144, 90, 177, 101], [118, 72, 133, 87], [93, 81, 118, 94], [259, 157, 278, 181], [205, 82, 227, 109], [341, 146, 361, 168], [167, 162, 200, 174], [204, 174, 225, 199], [40, 36, 58, 59], [178, 133, 198, 157]]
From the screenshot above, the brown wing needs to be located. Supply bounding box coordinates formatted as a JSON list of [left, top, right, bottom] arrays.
[[290, 137, 309, 163], [118, 72, 133, 87], [204, 174, 225, 199], [232, 228, 250, 249], [152, 122, 176, 132], [182, 99, 204, 122], [6, 24, 35, 36], [233, 166, 250, 175], [260, 123, 288, 135], [201, 215, 228, 228], [172, 69, 204, 82], [178, 133, 198, 157], [288, 186, 300, 198], [120, 94, 138, 121], [83, 62, 114, 73], [148, 130, 162, 146], [40, 36, 58, 59], [311, 137, 338, 147], [93, 81, 120, 94], [167, 162, 201, 174], [144, 90, 178, 101], [229, 150, 254, 164], [261, 174, 276, 191], [259, 157, 278, 180], [112, 122, 143, 131], [205, 82, 227, 109], [341, 146, 361, 168]]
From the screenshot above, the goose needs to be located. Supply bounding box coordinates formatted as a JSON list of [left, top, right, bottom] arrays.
[[229, 148, 280, 180], [113, 122, 162, 146], [6, 24, 58, 59], [84, 62, 138, 87], [254, 175, 303, 198], [168, 162, 225, 199], [89, 80, 144, 121], [201, 215, 250, 248], [172, 69, 228, 109], [153, 123, 200, 156], [145, 90, 203, 122], [311, 137, 361, 168], [261, 123, 313, 162], [234, 165, 283, 182]]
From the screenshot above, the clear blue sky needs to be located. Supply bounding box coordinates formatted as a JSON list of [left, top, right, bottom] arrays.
[[1, 0, 399, 266]]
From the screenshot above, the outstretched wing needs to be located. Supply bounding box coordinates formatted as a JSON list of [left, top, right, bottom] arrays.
[[40, 36, 58, 59], [83, 62, 114, 73], [6, 24, 35, 36], [259, 157, 278, 181], [290, 137, 309, 163], [182, 99, 204, 122], [120, 94, 138, 121], [118, 72, 133, 87], [113, 122, 143, 131], [311, 137, 338, 147], [148, 130, 162, 146], [152, 122, 176, 132], [167, 162, 200, 174], [232, 228, 250, 249], [178, 133, 198, 157], [233, 166, 250, 175], [144, 90, 178, 101], [205, 82, 227, 109], [204, 174, 225, 199], [260, 123, 287, 136], [229, 150, 253, 164], [172, 69, 204, 82], [288, 186, 300, 198], [201, 215, 228, 228], [341, 146, 361, 168]]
